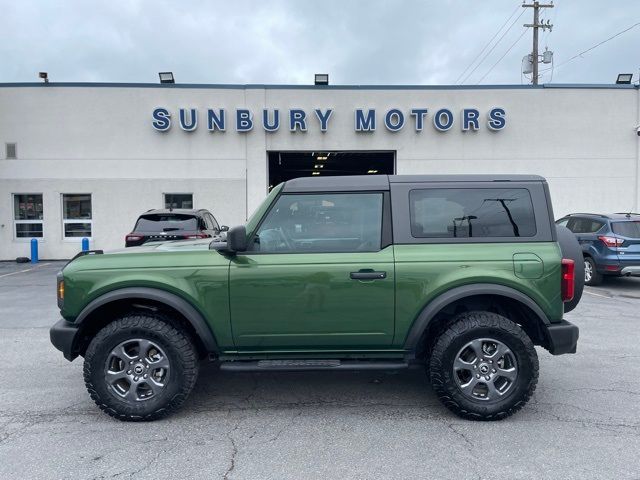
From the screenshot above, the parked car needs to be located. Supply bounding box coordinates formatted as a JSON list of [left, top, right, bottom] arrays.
[[556, 213, 640, 285], [125, 209, 228, 247], [51, 175, 582, 422]]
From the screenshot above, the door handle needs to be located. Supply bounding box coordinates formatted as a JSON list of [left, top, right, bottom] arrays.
[[350, 270, 387, 280]]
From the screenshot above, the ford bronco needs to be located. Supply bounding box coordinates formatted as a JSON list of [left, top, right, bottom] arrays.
[[50, 175, 582, 421]]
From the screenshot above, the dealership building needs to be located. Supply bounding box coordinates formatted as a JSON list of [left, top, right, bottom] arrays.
[[0, 81, 639, 260]]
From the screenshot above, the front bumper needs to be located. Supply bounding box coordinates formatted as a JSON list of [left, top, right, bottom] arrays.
[[50, 318, 80, 361], [544, 320, 579, 355]]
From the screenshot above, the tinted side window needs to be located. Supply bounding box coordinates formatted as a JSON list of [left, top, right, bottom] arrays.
[[254, 193, 383, 253], [208, 214, 220, 231], [569, 218, 605, 234], [202, 214, 213, 230], [409, 188, 536, 238]]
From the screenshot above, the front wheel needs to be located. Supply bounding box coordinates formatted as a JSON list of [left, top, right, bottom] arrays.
[[83, 313, 199, 421], [429, 311, 538, 420]]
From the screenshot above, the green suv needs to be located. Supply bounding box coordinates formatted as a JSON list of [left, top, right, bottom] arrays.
[[50, 175, 581, 421]]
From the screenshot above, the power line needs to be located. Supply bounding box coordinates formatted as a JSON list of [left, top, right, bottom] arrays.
[[476, 28, 529, 84], [459, 7, 527, 84], [454, 2, 521, 84], [539, 21, 640, 75]]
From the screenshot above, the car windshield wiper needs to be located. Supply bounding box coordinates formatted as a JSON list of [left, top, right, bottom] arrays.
[[162, 227, 181, 232]]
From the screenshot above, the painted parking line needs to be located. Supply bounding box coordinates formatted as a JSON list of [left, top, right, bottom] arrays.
[[0, 263, 51, 278], [583, 290, 612, 299]]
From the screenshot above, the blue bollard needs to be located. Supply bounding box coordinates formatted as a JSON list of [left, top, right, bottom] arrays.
[[81, 237, 89, 252], [30, 238, 39, 264]]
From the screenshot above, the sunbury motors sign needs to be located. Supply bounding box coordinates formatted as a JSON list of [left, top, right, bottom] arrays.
[[151, 107, 506, 133]]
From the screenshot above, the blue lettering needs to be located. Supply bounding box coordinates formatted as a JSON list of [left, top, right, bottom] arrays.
[[314, 109, 333, 132], [236, 109, 253, 132], [207, 109, 225, 131], [488, 107, 506, 130], [462, 108, 480, 131], [410, 109, 428, 131], [263, 109, 280, 132], [433, 108, 454, 131], [355, 109, 376, 131], [384, 109, 405, 132], [289, 109, 307, 131], [152, 107, 171, 131], [179, 108, 197, 131]]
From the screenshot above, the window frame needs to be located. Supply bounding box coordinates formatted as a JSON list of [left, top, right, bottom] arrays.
[[244, 190, 392, 255], [61, 193, 93, 241], [163, 192, 194, 210], [206, 213, 220, 231], [390, 181, 555, 244], [13, 193, 44, 241]]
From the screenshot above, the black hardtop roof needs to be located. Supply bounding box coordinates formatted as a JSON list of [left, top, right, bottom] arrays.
[[282, 174, 546, 192], [140, 209, 208, 216]]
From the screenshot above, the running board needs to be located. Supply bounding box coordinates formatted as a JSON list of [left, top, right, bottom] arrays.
[[219, 359, 409, 372]]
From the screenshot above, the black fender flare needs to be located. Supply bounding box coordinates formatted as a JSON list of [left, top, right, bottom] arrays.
[[74, 287, 219, 353], [403, 283, 550, 350]]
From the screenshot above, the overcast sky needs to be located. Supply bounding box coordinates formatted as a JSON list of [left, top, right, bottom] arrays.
[[1, 0, 639, 86]]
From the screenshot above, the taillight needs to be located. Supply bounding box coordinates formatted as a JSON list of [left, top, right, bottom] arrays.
[[561, 259, 575, 302], [598, 235, 623, 248], [126, 234, 143, 242]]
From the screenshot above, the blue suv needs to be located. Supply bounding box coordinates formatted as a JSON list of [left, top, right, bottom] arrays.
[[556, 213, 640, 285]]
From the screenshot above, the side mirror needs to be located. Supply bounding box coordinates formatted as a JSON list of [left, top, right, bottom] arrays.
[[220, 225, 230, 232], [226, 225, 247, 253]]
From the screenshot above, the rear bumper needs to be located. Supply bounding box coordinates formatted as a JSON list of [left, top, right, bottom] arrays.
[[544, 320, 579, 355], [621, 265, 640, 276], [50, 318, 80, 361]]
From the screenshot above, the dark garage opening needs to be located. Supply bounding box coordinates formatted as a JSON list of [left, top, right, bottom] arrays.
[[267, 151, 395, 190]]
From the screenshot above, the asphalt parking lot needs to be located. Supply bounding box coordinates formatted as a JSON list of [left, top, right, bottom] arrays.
[[0, 261, 639, 479]]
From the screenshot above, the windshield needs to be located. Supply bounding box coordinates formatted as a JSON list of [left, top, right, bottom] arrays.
[[245, 183, 284, 236], [611, 221, 640, 239], [134, 214, 198, 233]]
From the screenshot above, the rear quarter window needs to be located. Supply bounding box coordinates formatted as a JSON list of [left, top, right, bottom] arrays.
[[409, 188, 537, 238]]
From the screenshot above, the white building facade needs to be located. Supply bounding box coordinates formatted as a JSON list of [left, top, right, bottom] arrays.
[[1, 82, 639, 260]]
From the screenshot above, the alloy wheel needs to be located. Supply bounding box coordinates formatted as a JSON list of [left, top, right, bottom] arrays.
[[453, 338, 518, 401], [104, 339, 170, 402], [584, 259, 593, 283]]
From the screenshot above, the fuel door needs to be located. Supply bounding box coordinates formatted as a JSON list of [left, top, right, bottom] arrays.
[[513, 253, 544, 279]]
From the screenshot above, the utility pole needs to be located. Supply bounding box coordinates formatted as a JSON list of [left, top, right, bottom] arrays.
[[523, 1, 553, 85]]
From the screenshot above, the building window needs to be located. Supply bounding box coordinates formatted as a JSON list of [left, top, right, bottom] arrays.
[[14, 194, 43, 238], [6, 143, 17, 159], [62, 194, 92, 238], [164, 193, 193, 209]]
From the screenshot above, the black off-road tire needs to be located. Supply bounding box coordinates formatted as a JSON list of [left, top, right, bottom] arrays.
[[83, 313, 199, 421], [429, 311, 538, 421]]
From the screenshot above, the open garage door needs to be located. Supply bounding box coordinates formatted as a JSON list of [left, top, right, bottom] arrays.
[[267, 151, 395, 190]]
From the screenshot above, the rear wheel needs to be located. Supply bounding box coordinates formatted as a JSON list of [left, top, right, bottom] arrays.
[[83, 313, 199, 421], [584, 256, 603, 286], [429, 311, 538, 421]]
